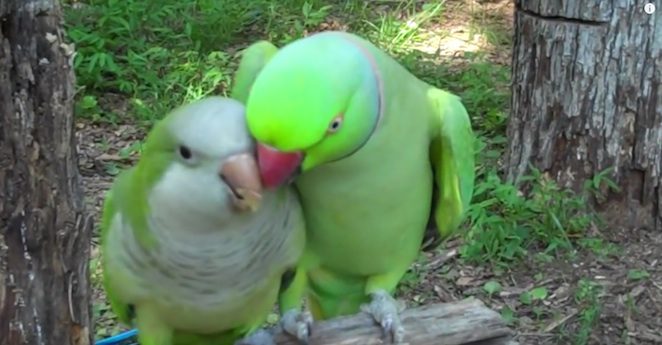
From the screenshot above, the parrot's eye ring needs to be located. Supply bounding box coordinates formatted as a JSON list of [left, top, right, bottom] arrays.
[[178, 145, 193, 160], [327, 115, 343, 134]]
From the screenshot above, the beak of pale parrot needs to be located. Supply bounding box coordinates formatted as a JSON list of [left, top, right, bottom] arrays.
[[256, 143, 303, 189], [220, 153, 264, 213]]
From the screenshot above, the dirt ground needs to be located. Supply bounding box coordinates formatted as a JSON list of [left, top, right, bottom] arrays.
[[79, 1, 662, 344]]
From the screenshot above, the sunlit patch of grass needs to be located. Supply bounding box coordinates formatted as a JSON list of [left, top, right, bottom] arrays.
[[359, 1, 445, 54], [465, 0, 513, 49]]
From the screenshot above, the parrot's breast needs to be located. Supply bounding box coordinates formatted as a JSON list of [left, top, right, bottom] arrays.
[[298, 135, 432, 275], [103, 188, 305, 333], [295, 70, 436, 276]]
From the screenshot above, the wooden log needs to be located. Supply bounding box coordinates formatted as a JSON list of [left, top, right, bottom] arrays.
[[273, 297, 515, 345]]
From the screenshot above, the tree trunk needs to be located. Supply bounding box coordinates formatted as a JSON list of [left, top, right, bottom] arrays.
[[506, 0, 662, 231], [0, 1, 93, 345]]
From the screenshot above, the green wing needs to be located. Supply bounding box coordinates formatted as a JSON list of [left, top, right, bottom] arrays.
[[100, 168, 155, 326], [99, 179, 135, 326], [230, 41, 279, 104], [427, 87, 476, 240]]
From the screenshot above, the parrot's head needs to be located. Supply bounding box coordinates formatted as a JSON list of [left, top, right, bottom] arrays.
[[139, 97, 263, 221], [246, 31, 381, 188]]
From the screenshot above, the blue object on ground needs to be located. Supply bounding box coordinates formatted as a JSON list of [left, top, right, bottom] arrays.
[[95, 329, 138, 345]]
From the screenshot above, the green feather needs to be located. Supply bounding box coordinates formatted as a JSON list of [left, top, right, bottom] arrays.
[[101, 115, 179, 251], [99, 186, 135, 326], [428, 88, 475, 239], [99, 122, 176, 329], [231, 41, 279, 104]]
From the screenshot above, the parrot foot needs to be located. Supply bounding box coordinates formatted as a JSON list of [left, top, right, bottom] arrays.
[[280, 308, 313, 344], [360, 290, 406, 344], [234, 328, 276, 345]]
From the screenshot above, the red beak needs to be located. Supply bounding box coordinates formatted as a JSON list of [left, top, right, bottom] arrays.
[[256, 143, 303, 188]]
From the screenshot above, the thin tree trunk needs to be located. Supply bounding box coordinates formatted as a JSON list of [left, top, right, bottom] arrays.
[[506, 0, 662, 231], [0, 1, 93, 344]]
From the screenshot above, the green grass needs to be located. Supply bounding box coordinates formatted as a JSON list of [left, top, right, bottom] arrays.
[[64, 0, 444, 124], [459, 166, 619, 267], [65, 0, 333, 124], [64, 0, 612, 341], [563, 279, 603, 345], [465, 0, 512, 48]]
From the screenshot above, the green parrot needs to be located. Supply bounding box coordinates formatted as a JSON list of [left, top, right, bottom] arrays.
[[100, 96, 312, 345], [233, 31, 476, 343]]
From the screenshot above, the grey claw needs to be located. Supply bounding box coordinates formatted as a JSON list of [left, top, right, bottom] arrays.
[[234, 328, 276, 345], [281, 309, 314, 344], [361, 290, 406, 344], [382, 316, 404, 344]]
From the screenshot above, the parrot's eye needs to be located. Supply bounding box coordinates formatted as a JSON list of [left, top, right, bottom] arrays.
[[327, 115, 343, 134], [178, 145, 193, 160]]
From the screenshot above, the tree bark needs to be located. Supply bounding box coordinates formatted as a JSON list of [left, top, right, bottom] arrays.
[[0, 1, 93, 345], [506, 0, 662, 231]]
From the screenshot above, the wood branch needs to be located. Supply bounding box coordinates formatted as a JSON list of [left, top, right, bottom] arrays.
[[273, 298, 516, 345]]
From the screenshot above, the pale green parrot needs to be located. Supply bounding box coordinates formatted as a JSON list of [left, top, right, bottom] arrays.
[[100, 97, 312, 345], [232, 31, 476, 343]]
